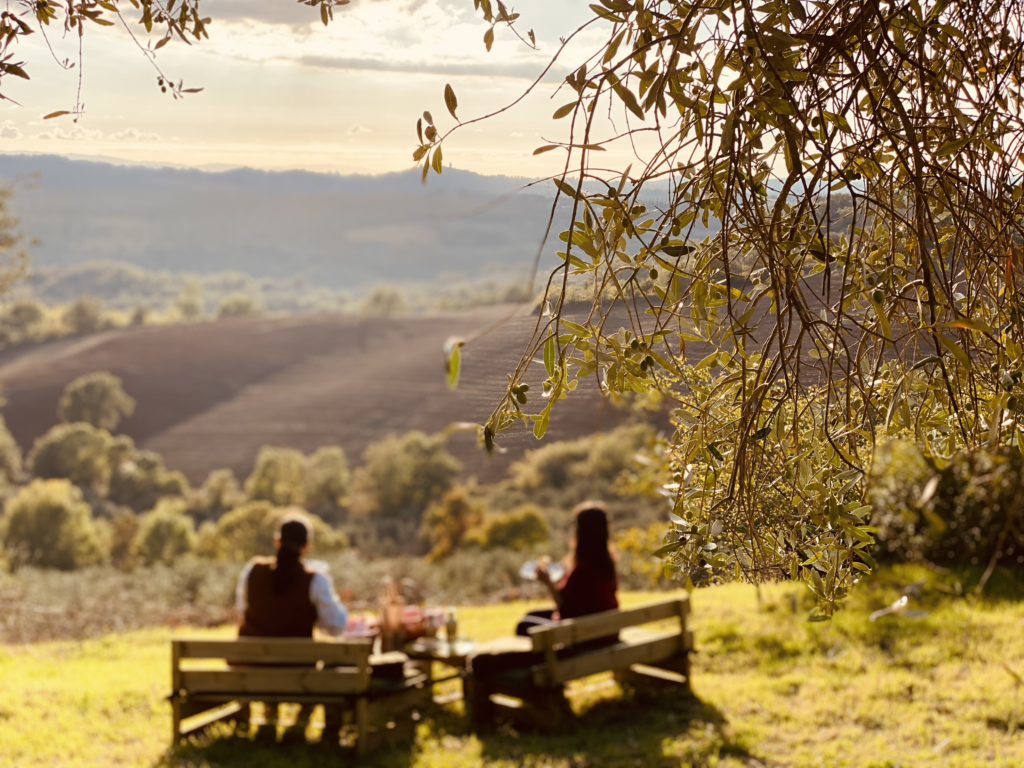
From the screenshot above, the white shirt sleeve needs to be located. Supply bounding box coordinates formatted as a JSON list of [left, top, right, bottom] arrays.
[[308, 570, 349, 636], [236, 559, 256, 614]]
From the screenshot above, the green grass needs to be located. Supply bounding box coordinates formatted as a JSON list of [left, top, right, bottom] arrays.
[[3, 569, 1024, 767]]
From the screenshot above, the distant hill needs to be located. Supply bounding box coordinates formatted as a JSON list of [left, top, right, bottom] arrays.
[[0, 154, 564, 289], [0, 305, 641, 484]]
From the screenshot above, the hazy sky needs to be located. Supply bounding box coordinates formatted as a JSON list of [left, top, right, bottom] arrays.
[[0, 0, 607, 176]]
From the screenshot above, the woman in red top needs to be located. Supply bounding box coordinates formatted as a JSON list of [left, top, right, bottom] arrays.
[[516, 502, 618, 636]]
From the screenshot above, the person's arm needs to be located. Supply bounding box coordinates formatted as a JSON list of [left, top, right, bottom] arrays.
[[309, 571, 349, 637], [235, 559, 256, 615], [536, 564, 564, 609]]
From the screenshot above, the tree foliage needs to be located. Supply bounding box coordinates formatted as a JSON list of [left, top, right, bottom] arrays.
[[195, 501, 346, 562], [57, 371, 137, 431], [28, 422, 112, 489], [423, 0, 1024, 613], [245, 446, 308, 507], [1, 478, 104, 570], [351, 431, 461, 519], [421, 485, 484, 562], [108, 447, 189, 513], [135, 498, 196, 565], [473, 503, 550, 551], [305, 446, 350, 510], [0, 414, 22, 484]]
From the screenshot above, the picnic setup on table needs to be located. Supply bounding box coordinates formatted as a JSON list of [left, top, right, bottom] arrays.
[[168, 504, 694, 754]]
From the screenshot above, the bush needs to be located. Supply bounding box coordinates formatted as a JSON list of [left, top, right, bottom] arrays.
[[135, 498, 196, 565], [306, 446, 350, 510], [870, 443, 1024, 570], [217, 294, 262, 319], [1, 479, 104, 570], [105, 510, 140, 570], [245, 446, 307, 507], [0, 299, 46, 344], [196, 501, 346, 562], [63, 296, 106, 334], [421, 486, 484, 562], [28, 422, 112, 488], [360, 285, 406, 316], [108, 449, 189, 513], [352, 431, 460, 520], [188, 468, 245, 523], [57, 371, 136, 431], [473, 504, 549, 551], [0, 414, 22, 483]]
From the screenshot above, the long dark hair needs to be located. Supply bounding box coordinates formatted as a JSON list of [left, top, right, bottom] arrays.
[[572, 502, 615, 579], [273, 513, 311, 594]]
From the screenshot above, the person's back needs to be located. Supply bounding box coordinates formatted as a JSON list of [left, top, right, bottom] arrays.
[[239, 556, 319, 638]]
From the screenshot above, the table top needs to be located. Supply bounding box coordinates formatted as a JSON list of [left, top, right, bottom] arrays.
[[404, 638, 477, 667]]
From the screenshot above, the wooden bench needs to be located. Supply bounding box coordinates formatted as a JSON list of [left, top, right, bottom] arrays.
[[170, 637, 430, 754], [465, 596, 692, 730]]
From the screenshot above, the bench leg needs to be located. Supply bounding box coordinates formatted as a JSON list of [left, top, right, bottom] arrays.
[[355, 697, 370, 758], [520, 686, 572, 732], [464, 674, 496, 729], [171, 698, 182, 746]]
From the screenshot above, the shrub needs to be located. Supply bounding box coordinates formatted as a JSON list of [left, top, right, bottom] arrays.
[[106, 510, 140, 570], [28, 422, 112, 488], [135, 498, 196, 565], [57, 371, 136, 431], [1, 479, 104, 570], [870, 443, 1024, 570], [63, 296, 106, 334], [474, 504, 550, 551], [421, 485, 484, 562], [0, 299, 46, 344], [245, 446, 307, 507], [217, 294, 262, 319], [108, 449, 189, 513], [189, 468, 245, 523], [196, 501, 346, 562], [306, 446, 350, 509], [351, 431, 460, 519], [0, 414, 22, 483], [360, 286, 406, 316]]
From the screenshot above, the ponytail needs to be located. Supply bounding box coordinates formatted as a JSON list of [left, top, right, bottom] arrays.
[[272, 514, 312, 594]]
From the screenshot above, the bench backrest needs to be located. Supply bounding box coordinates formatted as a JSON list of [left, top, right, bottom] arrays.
[[526, 596, 689, 651], [172, 637, 374, 698], [526, 596, 691, 687]]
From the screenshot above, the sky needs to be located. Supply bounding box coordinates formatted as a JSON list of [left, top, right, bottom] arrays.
[[0, 0, 609, 176]]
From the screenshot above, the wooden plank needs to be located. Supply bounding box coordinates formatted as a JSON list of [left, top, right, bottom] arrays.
[[171, 642, 182, 743], [175, 637, 372, 666], [528, 597, 688, 650], [180, 667, 366, 695], [532, 632, 681, 686], [179, 701, 245, 736], [433, 690, 463, 705]]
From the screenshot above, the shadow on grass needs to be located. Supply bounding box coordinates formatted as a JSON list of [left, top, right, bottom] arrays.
[[157, 687, 756, 768], [425, 684, 757, 768]]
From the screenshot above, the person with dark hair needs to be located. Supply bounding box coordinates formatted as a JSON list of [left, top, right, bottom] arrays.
[[516, 501, 619, 636], [234, 512, 349, 741], [235, 512, 349, 637]]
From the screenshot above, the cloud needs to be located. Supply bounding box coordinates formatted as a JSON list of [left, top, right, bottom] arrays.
[[0, 122, 22, 140], [206, 0, 428, 28], [110, 127, 161, 142], [347, 124, 372, 135], [34, 125, 104, 141], [297, 55, 556, 80], [510, 131, 523, 137]]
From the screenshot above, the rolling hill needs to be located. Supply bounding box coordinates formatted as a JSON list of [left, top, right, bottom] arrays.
[[0, 305, 639, 484]]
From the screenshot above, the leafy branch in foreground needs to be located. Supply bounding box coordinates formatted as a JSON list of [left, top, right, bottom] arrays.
[[424, 0, 1024, 616], [0, 0, 351, 113]]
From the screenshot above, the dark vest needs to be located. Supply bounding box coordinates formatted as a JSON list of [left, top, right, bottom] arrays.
[[239, 557, 318, 638]]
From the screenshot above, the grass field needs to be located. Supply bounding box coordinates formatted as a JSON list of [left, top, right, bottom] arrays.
[[3, 568, 1023, 768]]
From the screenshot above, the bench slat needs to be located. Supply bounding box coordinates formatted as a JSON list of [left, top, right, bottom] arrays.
[[174, 638, 371, 666], [180, 667, 366, 695], [532, 631, 682, 686], [527, 597, 688, 650]]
